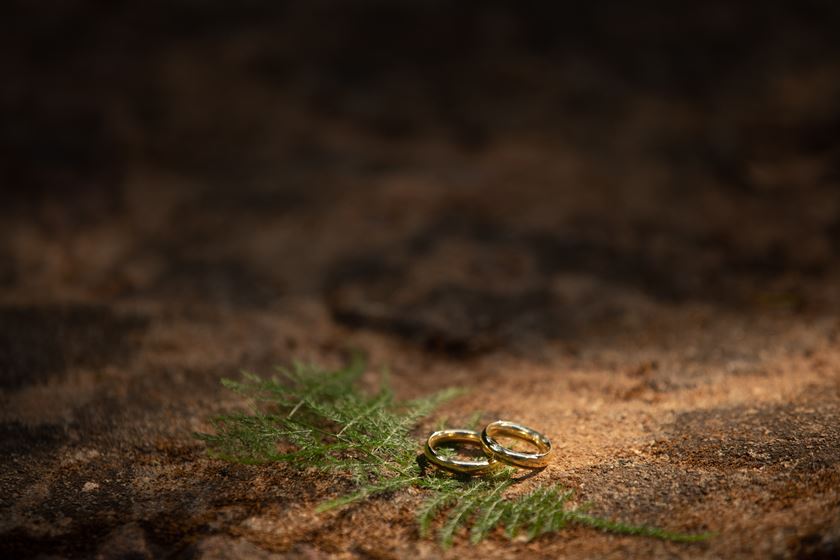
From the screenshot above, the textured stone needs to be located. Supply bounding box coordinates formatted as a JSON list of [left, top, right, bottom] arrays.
[[1, 2, 839, 559]]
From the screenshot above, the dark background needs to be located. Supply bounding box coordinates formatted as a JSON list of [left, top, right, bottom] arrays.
[[4, 0, 840, 350], [5, 1, 840, 216]]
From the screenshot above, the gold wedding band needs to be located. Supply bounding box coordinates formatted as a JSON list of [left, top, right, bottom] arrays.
[[480, 420, 552, 469], [424, 429, 497, 475]]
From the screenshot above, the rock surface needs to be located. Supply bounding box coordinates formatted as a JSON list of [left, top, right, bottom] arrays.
[[2, 2, 840, 558]]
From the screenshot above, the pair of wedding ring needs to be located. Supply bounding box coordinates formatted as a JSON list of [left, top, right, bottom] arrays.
[[424, 420, 552, 475]]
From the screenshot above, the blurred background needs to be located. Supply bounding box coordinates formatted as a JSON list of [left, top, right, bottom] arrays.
[[2, 1, 840, 557], [3, 1, 840, 333], [4, 0, 840, 300]]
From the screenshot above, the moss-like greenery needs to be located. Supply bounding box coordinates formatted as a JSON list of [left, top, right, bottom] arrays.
[[197, 358, 711, 547]]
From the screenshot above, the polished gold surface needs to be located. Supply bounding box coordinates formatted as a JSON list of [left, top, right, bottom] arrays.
[[480, 420, 552, 469], [424, 429, 498, 475]]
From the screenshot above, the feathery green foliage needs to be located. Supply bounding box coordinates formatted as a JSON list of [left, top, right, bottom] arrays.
[[198, 359, 711, 547]]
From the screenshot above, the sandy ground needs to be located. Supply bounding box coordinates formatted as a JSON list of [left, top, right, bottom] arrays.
[[2, 2, 840, 558]]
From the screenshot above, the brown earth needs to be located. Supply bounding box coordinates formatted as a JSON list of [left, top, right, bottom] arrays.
[[2, 2, 840, 558]]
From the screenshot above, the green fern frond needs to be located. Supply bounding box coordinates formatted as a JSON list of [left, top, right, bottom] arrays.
[[418, 485, 460, 538], [568, 513, 714, 543], [197, 359, 712, 548], [438, 477, 501, 547], [469, 478, 513, 543]]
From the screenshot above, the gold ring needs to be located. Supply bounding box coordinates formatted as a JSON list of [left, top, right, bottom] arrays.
[[480, 420, 552, 469], [424, 429, 497, 475]]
